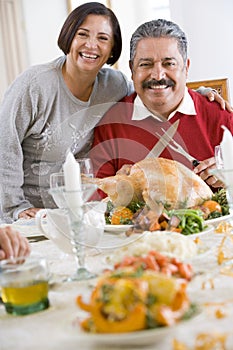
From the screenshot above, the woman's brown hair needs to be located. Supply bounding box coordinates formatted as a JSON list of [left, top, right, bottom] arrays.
[[58, 2, 122, 65]]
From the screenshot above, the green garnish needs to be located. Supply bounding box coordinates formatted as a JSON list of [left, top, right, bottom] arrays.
[[166, 209, 205, 235], [211, 188, 230, 216]]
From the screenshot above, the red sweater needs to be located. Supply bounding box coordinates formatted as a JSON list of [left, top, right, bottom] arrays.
[[90, 89, 233, 178]]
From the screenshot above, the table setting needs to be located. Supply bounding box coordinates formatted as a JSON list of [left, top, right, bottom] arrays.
[[2, 139, 233, 350]]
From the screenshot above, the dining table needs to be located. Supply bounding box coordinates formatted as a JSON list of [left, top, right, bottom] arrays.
[[1, 216, 233, 350]]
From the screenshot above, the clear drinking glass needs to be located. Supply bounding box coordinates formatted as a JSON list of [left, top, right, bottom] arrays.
[[0, 255, 50, 315]]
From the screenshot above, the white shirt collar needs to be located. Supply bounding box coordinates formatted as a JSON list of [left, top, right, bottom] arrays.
[[132, 87, 197, 121]]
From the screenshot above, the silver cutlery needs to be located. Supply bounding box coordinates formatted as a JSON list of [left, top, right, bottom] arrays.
[[155, 127, 200, 167], [27, 235, 49, 243], [146, 119, 180, 158]]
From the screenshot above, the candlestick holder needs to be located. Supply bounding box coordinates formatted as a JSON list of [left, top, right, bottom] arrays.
[[50, 184, 98, 281]]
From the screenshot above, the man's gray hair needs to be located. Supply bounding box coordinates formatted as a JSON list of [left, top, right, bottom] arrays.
[[130, 19, 188, 64]]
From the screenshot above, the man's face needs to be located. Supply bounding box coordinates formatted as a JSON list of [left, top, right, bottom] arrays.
[[130, 37, 190, 118]]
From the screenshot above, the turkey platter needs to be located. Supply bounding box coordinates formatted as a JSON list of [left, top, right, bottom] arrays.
[[90, 158, 213, 211]]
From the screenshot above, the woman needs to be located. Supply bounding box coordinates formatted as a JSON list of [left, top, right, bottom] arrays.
[[0, 227, 30, 260], [0, 2, 133, 221], [0, 2, 229, 222]]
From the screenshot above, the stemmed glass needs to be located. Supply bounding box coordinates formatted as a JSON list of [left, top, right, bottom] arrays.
[[210, 168, 233, 211], [49, 175, 98, 281], [76, 157, 94, 178], [215, 145, 224, 169], [212, 145, 233, 209], [50, 172, 66, 208]]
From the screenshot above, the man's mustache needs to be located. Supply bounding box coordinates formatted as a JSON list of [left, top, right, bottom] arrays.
[[142, 79, 175, 89]]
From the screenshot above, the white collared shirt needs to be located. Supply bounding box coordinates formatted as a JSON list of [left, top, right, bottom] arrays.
[[132, 87, 197, 122]]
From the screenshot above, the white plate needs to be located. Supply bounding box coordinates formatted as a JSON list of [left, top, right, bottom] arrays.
[[72, 306, 201, 347], [104, 223, 213, 236], [104, 224, 133, 233], [205, 212, 233, 226], [98, 231, 146, 250], [0, 218, 45, 238], [185, 224, 214, 238], [77, 325, 175, 346]]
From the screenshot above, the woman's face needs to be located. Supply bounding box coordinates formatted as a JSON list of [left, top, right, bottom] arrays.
[[67, 14, 114, 74]]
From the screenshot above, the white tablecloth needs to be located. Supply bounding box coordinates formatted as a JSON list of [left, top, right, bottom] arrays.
[[1, 221, 233, 350]]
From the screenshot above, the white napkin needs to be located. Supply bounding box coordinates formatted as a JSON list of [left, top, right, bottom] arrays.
[[83, 201, 106, 246]]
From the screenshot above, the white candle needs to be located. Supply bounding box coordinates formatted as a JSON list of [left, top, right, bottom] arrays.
[[220, 126, 233, 188], [63, 151, 83, 207], [220, 126, 233, 170]]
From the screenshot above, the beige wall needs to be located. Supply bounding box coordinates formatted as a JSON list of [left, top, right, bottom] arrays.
[[0, 0, 29, 101], [170, 0, 233, 103]]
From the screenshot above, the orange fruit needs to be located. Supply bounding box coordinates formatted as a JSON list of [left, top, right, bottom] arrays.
[[111, 207, 134, 225], [202, 200, 222, 213]]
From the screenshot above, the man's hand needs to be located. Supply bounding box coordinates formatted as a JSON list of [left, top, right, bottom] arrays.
[[194, 157, 224, 188], [116, 164, 133, 175]]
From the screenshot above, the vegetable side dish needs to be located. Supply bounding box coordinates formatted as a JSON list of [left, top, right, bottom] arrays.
[[111, 250, 193, 281], [105, 189, 230, 235], [77, 269, 197, 333]]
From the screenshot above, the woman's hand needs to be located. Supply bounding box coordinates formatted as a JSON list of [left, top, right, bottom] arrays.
[[194, 157, 224, 188], [18, 208, 41, 219], [206, 90, 233, 112], [0, 226, 31, 260]]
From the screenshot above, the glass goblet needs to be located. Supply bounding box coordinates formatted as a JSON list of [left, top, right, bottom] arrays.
[[210, 168, 233, 211], [215, 145, 224, 169], [49, 172, 66, 208], [76, 157, 94, 178], [49, 184, 98, 281]]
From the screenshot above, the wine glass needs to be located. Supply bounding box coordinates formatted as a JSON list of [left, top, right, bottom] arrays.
[[76, 158, 94, 178], [215, 145, 224, 169], [49, 172, 66, 208], [49, 182, 98, 281], [210, 168, 233, 224]]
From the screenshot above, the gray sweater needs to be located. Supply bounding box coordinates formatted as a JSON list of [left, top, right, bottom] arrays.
[[0, 56, 133, 221]]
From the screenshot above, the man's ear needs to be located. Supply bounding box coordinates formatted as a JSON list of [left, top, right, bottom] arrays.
[[185, 58, 190, 77], [129, 60, 133, 80]]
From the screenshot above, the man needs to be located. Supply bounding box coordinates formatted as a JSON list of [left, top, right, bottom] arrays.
[[90, 19, 233, 188]]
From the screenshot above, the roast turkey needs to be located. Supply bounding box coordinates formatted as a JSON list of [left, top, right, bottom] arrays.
[[90, 158, 213, 210]]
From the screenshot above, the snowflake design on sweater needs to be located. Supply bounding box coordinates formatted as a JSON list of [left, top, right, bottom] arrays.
[[69, 122, 92, 153], [43, 123, 59, 152], [32, 123, 53, 151]]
